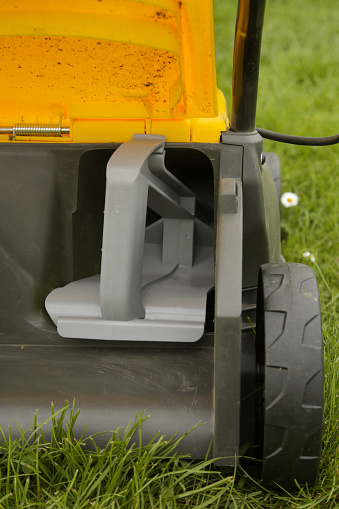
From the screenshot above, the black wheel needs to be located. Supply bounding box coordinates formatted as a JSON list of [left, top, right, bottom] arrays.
[[256, 262, 323, 489]]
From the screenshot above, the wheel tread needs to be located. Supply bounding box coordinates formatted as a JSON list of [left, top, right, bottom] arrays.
[[258, 262, 323, 489]]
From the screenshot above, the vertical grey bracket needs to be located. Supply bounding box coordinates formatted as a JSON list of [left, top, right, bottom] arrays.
[[221, 130, 280, 287], [100, 134, 201, 321], [213, 177, 243, 463]]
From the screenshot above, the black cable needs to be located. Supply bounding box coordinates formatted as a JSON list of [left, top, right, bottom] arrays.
[[257, 127, 339, 146]]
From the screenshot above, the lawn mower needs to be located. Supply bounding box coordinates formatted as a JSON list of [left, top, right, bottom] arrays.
[[0, 0, 324, 489]]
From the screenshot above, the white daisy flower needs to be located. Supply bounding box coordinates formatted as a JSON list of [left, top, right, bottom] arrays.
[[303, 251, 316, 263], [281, 192, 299, 208]]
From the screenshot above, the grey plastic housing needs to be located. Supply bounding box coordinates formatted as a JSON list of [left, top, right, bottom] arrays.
[[45, 135, 215, 342], [0, 132, 280, 466]]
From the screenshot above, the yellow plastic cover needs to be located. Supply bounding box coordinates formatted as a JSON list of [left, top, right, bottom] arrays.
[[0, 0, 227, 142]]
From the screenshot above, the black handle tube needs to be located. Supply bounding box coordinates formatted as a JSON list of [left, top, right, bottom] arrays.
[[230, 0, 266, 133]]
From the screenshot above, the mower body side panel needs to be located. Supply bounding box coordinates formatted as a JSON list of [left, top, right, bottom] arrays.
[[0, 137, 278, 462]]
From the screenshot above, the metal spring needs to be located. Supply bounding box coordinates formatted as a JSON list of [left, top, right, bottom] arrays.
[[12, 123, 69, 137]]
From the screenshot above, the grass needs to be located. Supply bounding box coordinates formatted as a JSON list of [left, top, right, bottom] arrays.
[[0, 404, 241, 508], [1, 0, 338, 507]]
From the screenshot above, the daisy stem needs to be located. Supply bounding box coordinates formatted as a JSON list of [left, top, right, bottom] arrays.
[[314, 261, 333, 297]]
